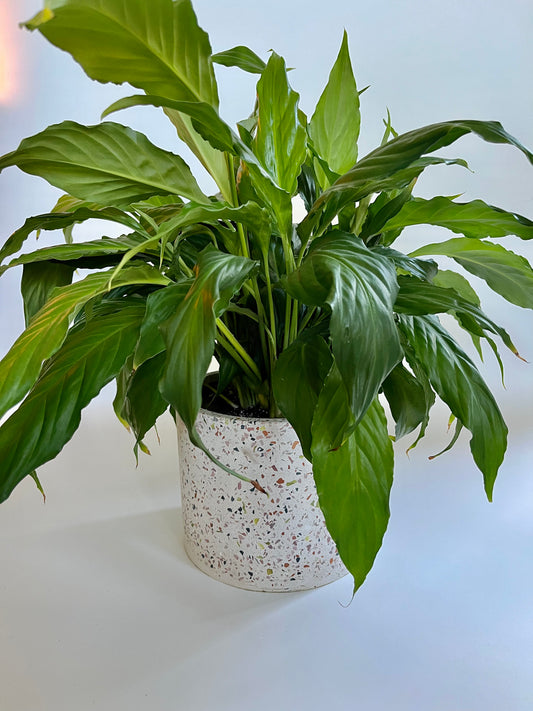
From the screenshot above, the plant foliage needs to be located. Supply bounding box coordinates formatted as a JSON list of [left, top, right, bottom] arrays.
[[1, 0, 532, 593]]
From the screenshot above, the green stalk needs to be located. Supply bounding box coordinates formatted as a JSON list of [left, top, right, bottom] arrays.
[[216, 318, 262, 382], [226, 152, 270, 373]]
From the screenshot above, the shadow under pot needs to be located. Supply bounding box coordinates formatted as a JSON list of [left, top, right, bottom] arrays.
[[177, 408, 348, 592]]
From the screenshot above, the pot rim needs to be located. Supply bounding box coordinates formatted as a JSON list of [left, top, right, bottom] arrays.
[[196, 406, 287, 426]]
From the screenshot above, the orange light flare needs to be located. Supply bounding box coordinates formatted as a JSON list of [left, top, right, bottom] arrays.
[[0, 4, 24, 105]]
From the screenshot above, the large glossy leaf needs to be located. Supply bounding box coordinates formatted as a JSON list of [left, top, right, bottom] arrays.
[[285, 230, 402, 422], [0, 207, 139, 265], [384, 196, 533, 240], [308, 32, 360, 176], [212, 45, 266, 74], [411, 238, 533, 309], [254, 53, 307, 195], [0, 302, 145, 503], [24, 0, 219, 107], [302, 118, 533, 240], [159, 248, 258, 434], [0, 264, 168, 420], [394, 275, 518, 353], [272, 330, 332, 459], [0, 121, 207, 206], [399, 314, 508, 499], [311, 364, 394, 593], [333, 120, 533, 197]]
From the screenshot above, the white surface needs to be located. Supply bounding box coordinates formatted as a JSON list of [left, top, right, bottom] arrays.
[[1, 402, 532, 711]]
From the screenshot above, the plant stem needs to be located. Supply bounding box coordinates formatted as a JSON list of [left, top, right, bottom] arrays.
[[225, 152, 270, 375], [216, 318, 262, 382]]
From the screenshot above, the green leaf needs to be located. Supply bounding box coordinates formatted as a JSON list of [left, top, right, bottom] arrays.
[[384, 196, 533, 240], [394, 275, 518, 354], [0, 206, 140, 265], [285, 230, 402, 422], [212, 45, 266, 74], [311, 365, 394, 593], [2, 234, 158, 274], [254, 52, 307, 194], [382, 363, 430, 440], [398, 314, 508, 499], [272, 330, 332, 459], [372, 246, 438, 281], [23, 0, 219, 106], [0, 302, 145, 503], [302, 117, 533, 240], [432, 269, 480, 305], [123, 353, 169, 449], [159, 248, 258, 435], [0, 265, 169, 421], [299, 155, 469, 243], [134, 280, 192, 367], [101, 95, 234, 153], [0, 121, 207, 206], [21, 261, 74, 325], [411, 238, 533, 309], [308, 31, 360, 176]]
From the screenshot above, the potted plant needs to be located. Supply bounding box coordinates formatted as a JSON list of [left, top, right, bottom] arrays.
[[1, 0, 532, 594]]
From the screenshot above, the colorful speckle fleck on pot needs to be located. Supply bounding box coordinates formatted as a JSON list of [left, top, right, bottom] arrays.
[[177, 410, 348, 592]]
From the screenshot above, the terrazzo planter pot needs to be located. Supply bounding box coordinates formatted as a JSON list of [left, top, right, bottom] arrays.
[[177, 409, 348, 592]]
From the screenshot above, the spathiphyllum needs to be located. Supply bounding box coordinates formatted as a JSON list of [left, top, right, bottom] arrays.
[[1, 0, 532, 592]]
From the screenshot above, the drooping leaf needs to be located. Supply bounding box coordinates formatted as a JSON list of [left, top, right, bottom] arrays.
[[383, 196, 533, 240], [254, 52, 307, 194], [311, 364, 394, 593], [0, 206, 140, 265], [23, 0, 219, 107], [0, 301, 145, 503], [394, 275, 518, 354], [398, 314, 508, 500], [0, 121, 208, 206], [302, 117, 533, 240], [0, 265, 169, 420], [21, 261, 74, 325], [272, 330, 332, 459], [123, 352, 169, 449], [2, 234, 159, 274], [382, 363, 430, 440], [212, 45, 266, 74], [285, 230, 402, 423], [101, 96, 234, 153], [411, 238, 533, 309], [308, 31, 360, 176], [159, 248, 258, 435]]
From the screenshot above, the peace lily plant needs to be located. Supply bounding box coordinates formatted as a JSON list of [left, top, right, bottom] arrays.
[[1, 0, 532, 593]]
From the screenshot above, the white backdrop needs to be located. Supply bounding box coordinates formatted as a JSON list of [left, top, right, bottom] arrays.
[[1, 1, 532, 709]]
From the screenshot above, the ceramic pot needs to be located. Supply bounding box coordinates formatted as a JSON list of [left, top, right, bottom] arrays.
[[177, 409, 348, 592]]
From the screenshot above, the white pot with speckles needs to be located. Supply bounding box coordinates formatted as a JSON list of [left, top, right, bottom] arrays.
[[177, 409, 348, 592]]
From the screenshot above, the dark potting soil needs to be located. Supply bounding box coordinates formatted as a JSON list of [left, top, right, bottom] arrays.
[[201, 385, 270, 419]]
